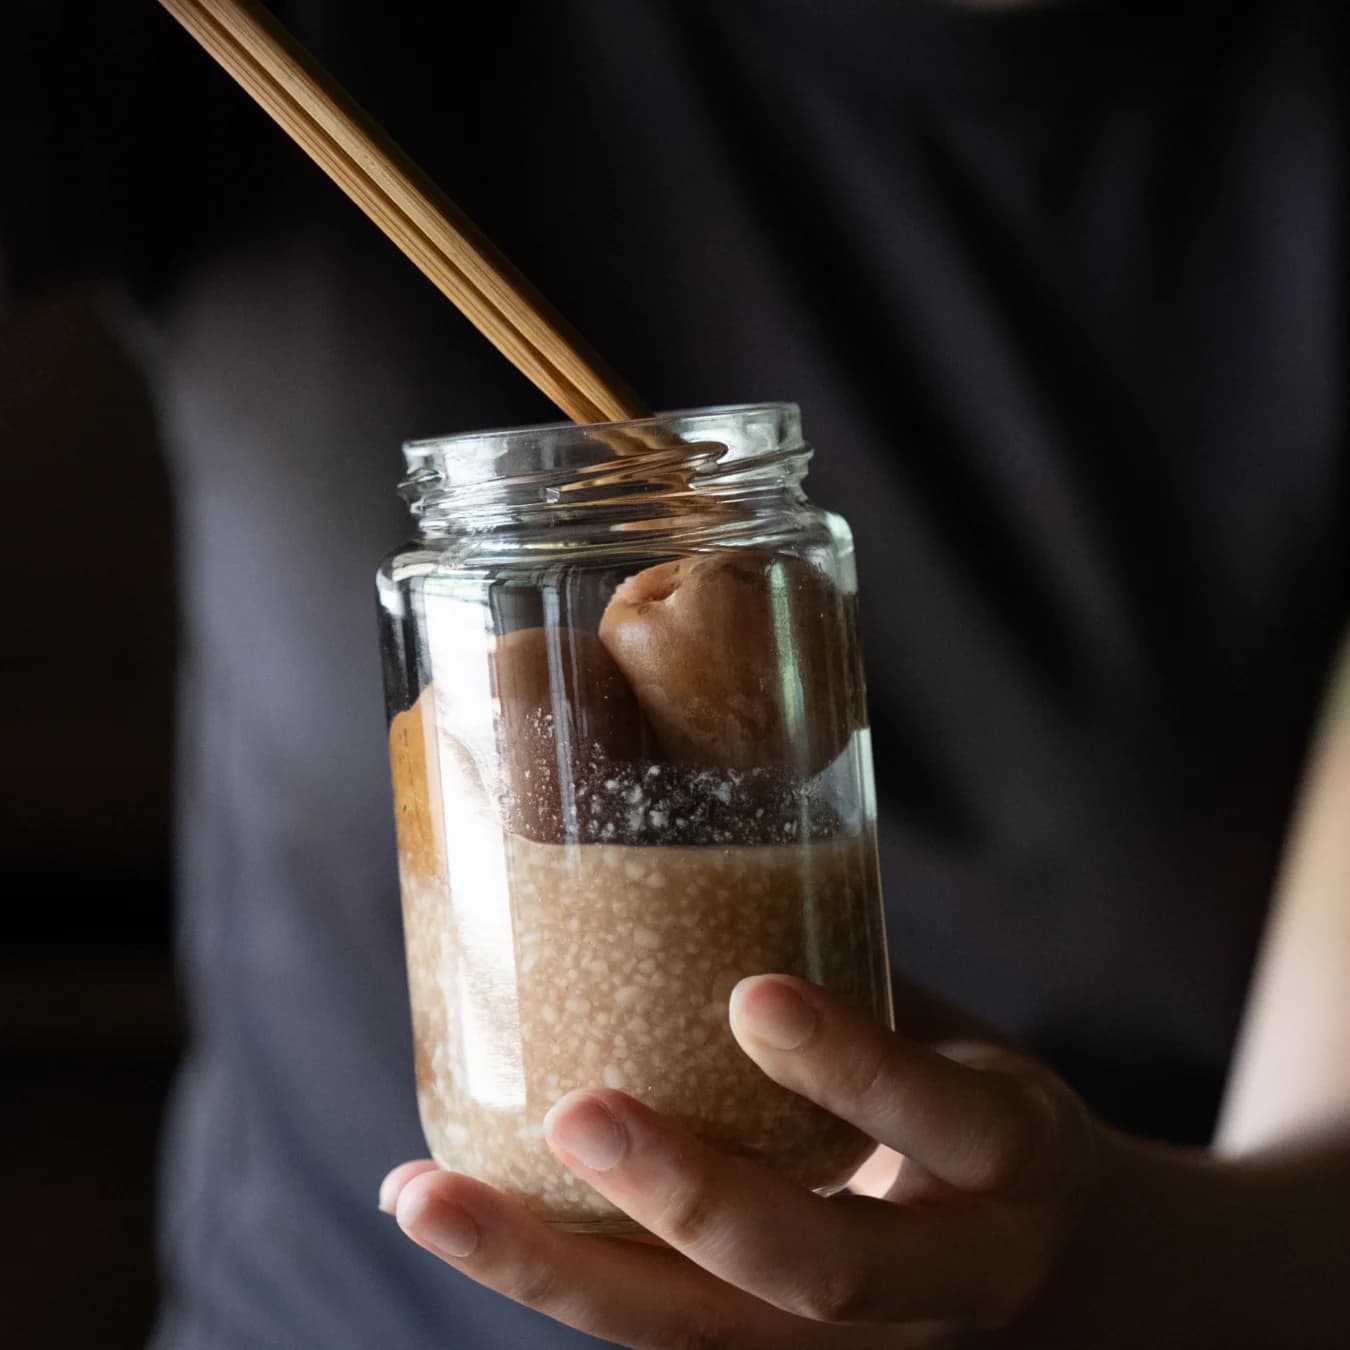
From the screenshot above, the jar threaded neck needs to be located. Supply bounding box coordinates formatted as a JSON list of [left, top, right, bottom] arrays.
[[400, 403, 810, 537]]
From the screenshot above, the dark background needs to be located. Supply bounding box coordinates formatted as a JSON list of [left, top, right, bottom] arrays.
[[2, 291, 177, 1348], [4, 3, 1347, 1345]]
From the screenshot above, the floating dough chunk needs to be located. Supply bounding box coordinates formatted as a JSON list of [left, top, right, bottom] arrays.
[[389, 684, 496, 878], [599, 551, 859, 776], [492, 626, 652, 842], [388, 685, 444, 881]]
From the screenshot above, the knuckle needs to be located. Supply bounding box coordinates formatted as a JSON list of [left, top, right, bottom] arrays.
[[961, 1085, 1043, 1194], [656, 1162, 723, 1249], [501, 1256, 561, 1311], [831, 1036, 891, 1112], [794, 1264, 874, 1325]]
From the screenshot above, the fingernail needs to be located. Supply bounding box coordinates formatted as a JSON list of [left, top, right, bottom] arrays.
[[731, 977, 819, 1050], [378, 1169, 405, 1215], [399, 1193, 479, 1259], [544, 1093, 627, 1172]]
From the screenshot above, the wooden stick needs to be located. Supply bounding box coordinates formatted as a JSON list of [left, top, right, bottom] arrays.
[[160, 0, 648, 425]]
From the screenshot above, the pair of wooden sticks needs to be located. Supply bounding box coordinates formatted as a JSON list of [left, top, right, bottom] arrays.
[[160, 0, 648, 427]]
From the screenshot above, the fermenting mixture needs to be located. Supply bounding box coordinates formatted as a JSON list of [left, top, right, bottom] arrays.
[[388, 550, 890, 1229]]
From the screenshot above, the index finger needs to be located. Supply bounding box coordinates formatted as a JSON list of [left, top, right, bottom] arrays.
[[544, 1089, 1035, 1327], [391, 1166, 918, 1347], [730, 976, 1055, 1197]]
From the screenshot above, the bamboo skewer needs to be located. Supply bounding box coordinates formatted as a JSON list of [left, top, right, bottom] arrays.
[[160, 0, 648, 426]]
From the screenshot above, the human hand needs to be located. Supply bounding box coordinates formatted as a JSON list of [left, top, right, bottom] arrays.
[[380, 975, 1104, 1347]]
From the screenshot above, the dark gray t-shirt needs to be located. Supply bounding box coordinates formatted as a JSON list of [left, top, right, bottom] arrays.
[[6, 1, 1348, 1345]]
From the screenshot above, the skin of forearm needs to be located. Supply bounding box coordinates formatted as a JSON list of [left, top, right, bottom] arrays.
[[998, 1120, 1350, 1349], [1036, 644, 1350, 1345], [1220, 679, 1350, 1152]]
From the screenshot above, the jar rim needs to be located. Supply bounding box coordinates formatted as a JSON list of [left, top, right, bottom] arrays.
[[398, 402, 811, 538], [403, 402, 801, 465]]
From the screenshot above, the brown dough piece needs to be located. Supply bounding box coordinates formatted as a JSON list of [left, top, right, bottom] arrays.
[[599, 551, 859, 775], [492, 626, 652, 842], [390, 684, 497, 878], [388, 685, 443, 881]]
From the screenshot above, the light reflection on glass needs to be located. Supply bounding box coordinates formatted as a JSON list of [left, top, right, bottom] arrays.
[[425, 585, 527, 1110]]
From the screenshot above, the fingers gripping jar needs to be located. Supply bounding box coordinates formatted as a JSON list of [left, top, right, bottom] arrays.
[[378, 404, 892, 1232]]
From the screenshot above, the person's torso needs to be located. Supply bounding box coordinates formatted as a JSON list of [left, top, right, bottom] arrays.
[[142, 3, 1348, 1345]]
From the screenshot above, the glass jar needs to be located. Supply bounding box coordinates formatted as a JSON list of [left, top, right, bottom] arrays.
[[377, 403, 892, 1232]]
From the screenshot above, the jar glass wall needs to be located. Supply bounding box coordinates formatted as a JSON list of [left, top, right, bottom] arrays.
[[378, 403, 892, 1231]]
